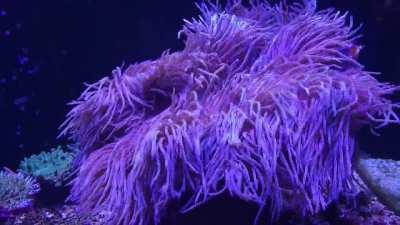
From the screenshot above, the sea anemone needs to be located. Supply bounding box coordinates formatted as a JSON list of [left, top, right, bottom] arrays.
[[60, 0, 400, 224]]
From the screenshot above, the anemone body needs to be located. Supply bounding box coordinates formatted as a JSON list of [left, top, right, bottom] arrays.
[[61, 1, 400, 224]]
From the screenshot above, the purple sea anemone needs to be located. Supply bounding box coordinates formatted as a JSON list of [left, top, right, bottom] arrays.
[[60, 0, 400, 224]]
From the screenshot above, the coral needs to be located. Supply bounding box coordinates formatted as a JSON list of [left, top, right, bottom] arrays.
[[0, 169, 40, 220], [60, 0, 400, 225], [18, 145, 76, 187]]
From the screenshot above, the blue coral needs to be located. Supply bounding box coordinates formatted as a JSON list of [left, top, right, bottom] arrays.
[[18, 145, 76, 187]]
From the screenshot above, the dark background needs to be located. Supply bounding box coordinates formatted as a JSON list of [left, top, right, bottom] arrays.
[[0, 0, 399, 223]]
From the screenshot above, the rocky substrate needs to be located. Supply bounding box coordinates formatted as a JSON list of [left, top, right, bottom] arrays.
[[358, 158, 400, 213], [3, 191, 400, 225], [278, 192, 400, 225], [3, 205, 111, 225]]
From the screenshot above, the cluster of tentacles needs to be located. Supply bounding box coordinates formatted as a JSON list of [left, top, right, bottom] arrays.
[[60, 0, 400, 225]]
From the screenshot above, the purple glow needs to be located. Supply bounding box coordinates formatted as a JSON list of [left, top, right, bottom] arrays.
[[60, 1, 400, 225]]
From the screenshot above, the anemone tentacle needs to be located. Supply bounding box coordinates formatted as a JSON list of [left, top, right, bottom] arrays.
[[61, 1, 400, 225]]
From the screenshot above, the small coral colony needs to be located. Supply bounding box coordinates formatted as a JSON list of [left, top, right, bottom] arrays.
[[2, 0, 400, 225], [1, 145, 75, 219]]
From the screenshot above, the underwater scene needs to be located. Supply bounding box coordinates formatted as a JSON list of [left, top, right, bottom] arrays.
[[1, 0, 400, 224]]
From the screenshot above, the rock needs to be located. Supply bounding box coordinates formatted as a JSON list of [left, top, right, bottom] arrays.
[[358, 158, 400, 213]]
